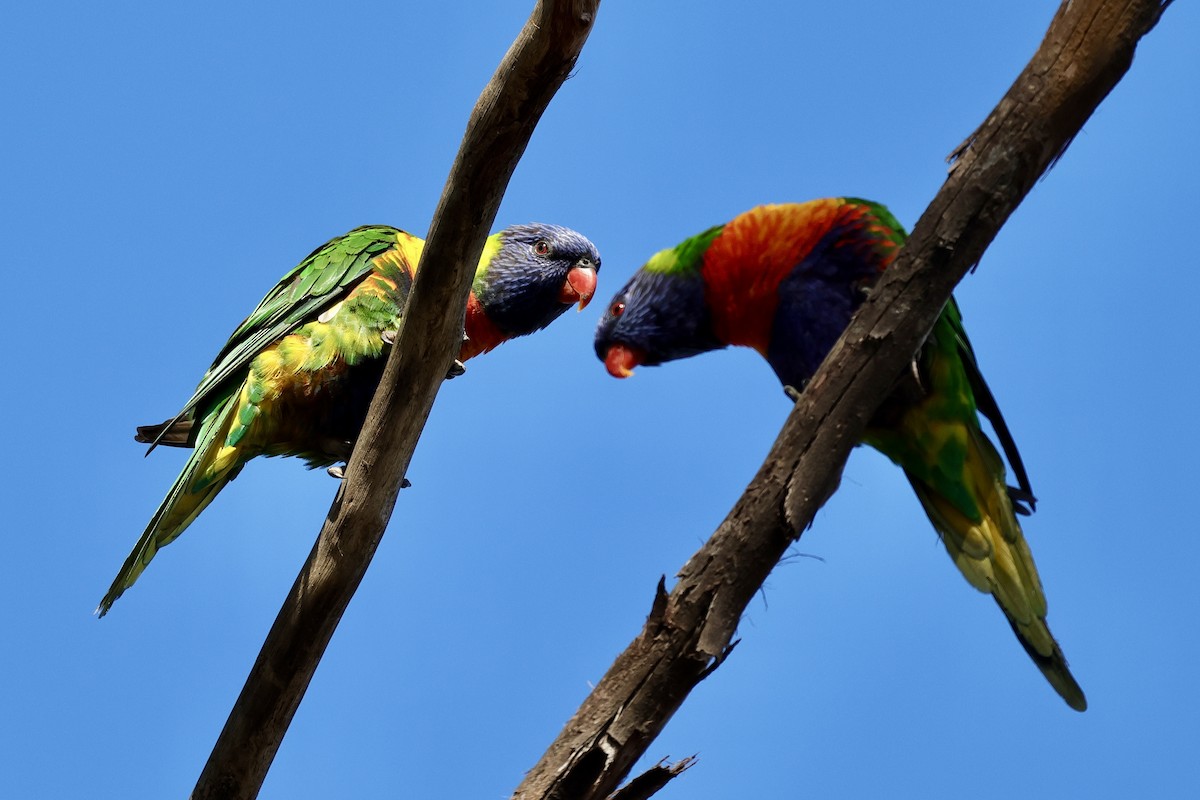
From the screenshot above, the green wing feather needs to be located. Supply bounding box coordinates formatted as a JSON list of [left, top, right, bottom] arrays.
[[866, 301, 1086, 711], [144, 226, 403, 452], [100, 395, 241, 615], [946, 300, 1037, 512], [103, 226, 408, 616]]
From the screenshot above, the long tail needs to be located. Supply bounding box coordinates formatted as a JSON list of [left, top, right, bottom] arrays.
[[98, 395, 244, 616], [902, 423, 1087, 711]]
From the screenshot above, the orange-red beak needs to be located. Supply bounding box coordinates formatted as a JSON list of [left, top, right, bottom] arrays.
[[558, 265, 598, 311], [604, 343, 642, 378]]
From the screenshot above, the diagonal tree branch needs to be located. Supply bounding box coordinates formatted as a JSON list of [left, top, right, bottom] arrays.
[[513, 1, 1172, 797], [190, 3, 601, 798], [607, 756, 696, 800]]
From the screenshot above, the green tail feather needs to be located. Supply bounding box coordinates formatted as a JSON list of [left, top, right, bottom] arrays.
[[99, 395, 241, 616], [905, 456, 1087, 712], [1007, 617, 1088, 712], [866, 308, 1086, 710]]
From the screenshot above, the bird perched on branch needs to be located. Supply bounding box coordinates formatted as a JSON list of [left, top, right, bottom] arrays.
[[593, 198, 1085, 711], [100, 223, 599, 616]]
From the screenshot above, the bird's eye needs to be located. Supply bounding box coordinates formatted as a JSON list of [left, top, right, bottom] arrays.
[[610, 301, 625, 317], [533, 240, 551, 256]]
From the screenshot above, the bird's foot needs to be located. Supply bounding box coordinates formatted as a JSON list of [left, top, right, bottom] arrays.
[[445, 331, 470, 379], [384, 327, 465, 380], [327, 465, 412, 490], [909, 357, 924, 392], [1007, 485, 1038, 516], [783, 385, 803, 403]]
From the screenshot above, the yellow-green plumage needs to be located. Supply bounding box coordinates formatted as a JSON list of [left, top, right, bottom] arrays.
[[865, 304, 1084, 710], [102, 222, 601, 615], [102, 227, 422, 614]]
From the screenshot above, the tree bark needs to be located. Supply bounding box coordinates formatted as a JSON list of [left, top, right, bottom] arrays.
[[190, 3, 601, 798], [512, 1, 1173, 798]]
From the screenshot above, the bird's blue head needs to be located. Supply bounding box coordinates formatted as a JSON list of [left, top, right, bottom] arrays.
[[594, 228, 725, 378], [475, 223, 601, 338]]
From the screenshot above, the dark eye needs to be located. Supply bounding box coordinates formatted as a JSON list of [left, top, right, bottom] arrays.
[[533, 240, 551, 256], [610, 301, 625, 317]]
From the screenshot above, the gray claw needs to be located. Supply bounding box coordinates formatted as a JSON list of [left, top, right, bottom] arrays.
[[910, 357, 924, 391], [445, 359, 466, 380], [328, 466, 410, 490], [784, 385, 803, 402]]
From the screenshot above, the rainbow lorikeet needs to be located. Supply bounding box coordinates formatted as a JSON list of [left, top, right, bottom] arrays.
[[100, 223, 599, 616], [594, 198, 1086, 711]]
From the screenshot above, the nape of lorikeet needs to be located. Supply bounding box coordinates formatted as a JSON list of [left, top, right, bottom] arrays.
[[594, 198, 1086, 711], [100, 223, 599, 616]]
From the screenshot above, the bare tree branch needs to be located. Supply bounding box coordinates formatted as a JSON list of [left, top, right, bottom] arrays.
[[513, 1, 1172, 797], [190, 3, 600, 798], [607, 757, 696, 800]]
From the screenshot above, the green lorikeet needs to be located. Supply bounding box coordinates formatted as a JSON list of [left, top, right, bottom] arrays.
[[101, 223, 600, 616], [593, 198, 1086, 711]]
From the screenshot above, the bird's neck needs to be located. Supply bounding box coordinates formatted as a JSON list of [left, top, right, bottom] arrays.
[[702, 200, 902, 389], [701, 201, 853, 356], [461, 293, 507, 360]]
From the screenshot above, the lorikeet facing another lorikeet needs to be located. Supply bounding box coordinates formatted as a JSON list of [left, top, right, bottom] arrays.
[[594, 198, 1086, 711], [100, 223, 599, 616]]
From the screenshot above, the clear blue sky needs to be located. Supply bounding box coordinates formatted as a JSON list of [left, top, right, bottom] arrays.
[[3, 2, 1198, 797]]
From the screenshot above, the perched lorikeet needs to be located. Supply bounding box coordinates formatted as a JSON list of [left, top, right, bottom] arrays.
[[594, 198, 1086, 711], [100, 223, 600, 616]]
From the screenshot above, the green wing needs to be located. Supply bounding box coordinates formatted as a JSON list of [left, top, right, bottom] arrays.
[[944, 298, 1037, 512], [145, 225, 405, 450]]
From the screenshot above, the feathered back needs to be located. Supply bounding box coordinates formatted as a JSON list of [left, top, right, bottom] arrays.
[[595, 198, 903, 381]]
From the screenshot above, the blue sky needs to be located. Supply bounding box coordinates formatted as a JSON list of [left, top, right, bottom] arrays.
[[3, 2, 1198, 797]]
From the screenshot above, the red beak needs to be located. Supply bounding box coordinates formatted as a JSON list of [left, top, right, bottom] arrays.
[[558, 265, 598, 311], [604, 343, 642, 378]]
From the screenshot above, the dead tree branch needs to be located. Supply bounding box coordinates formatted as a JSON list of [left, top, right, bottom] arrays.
[[607, 757, 697, 800], [190, 3, 601, 798], [512, 1, 1172, 797]]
